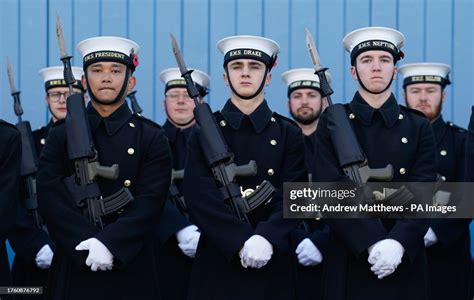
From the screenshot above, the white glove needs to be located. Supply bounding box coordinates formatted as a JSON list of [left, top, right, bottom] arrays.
[[75, 238, 114, 272], [424, 227, 438, 247], [176, 225, 201, 258], [295, 238, 323, 266], [368, 239, 405, 279], [239, 235, 273, 269], [35, 244, 54, 269]]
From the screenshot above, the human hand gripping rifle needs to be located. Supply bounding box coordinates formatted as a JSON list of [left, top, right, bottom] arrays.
[[169, 34, 275, 224], [56, 15, 133, 229], [305, 29, 411, 206], [6, 57, 42, 228], [126, 90, 143, 114]]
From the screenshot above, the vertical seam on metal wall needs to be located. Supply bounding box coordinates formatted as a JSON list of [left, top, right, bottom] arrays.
[[152, 0, 157, 121], [395, 0, 400, 30], [261, 0, 265, 36], [288, 0, 292, 69], [99, 0, 103, 35], [180, 0, 184, 49], [423, 0, 426, 61], [207, 0, 212, 105], [450, 0, 455, 120], [368, 0, 372, 26], [46, 0, 50, 68], [72, 0, 75, 65], [126, 0, 130, 38], [316, 0, 319, 46], [235, 0, 238, 34]]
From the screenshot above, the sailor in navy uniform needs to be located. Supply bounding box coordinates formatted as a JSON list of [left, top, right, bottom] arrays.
[[400, 62, 471, 300], [314, 27, 437, 300], [0, 120, 21, 292], [155, 67, 209, 300], [37, 36, 172, 299], [183, 35, 307, 299], [281, 68, 330, 300], [33, 66, 85, 153], [7, 66, 84, 296]]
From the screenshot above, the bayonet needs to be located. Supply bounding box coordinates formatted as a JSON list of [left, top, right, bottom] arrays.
[[304, 28, 334, 104], [55, 14, 76, 94], [169, 33, 202, 103], [6, 57, 18, 94], [305, 28, 323, 72], [56, 14, 70, 60], [6, 57, 23, 118], [170, 33, 190, 76]]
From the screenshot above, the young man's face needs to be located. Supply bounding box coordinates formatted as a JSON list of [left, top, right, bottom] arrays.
[[288, 88, 323, 125], [82, 61, 135, 104], [45, 86, 82, 122], [351, 50, 397, 93], [164, 87, 196, 126], [404, 83, 445, 121], [224, 59, 271, 98]]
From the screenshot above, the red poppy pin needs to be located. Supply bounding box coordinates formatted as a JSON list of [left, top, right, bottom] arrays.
[[132, 54, 139, 68]]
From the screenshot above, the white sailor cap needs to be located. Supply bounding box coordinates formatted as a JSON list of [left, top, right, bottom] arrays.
[[76, 36, 140, 72], [216, 35, 279, 69], [398, 63, 451, 88], [160, 67, 210, 97], [38, 66, 84, 92], [281, 68, 332, 97], [343, 27, 405, 65]]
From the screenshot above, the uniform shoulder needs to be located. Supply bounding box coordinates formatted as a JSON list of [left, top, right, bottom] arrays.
[[213, 110, 223, 118], [399, 105, 428, 119], [132, 113, 162, 129], [272, 112, 300, 128], [33, 125, 47, 136], [51, 119, 65, 128], [0, 119, 18, 132], [0, 120, 19, 144], [446, 121, 467, 133]]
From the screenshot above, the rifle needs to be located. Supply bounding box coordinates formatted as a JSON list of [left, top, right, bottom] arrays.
[[56, 15, 133, 229], [126, 91, 143, 114], [6, 57, 42, 228], [169, 33, 275, 223], [169, 169, 188, 218]]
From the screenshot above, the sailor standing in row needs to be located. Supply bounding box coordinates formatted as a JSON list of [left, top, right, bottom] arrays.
[[37, 36, 172, 299], [314, 27, 437, 300], [400, 63, 472, 300], [155, 67, 209, 300], [183, 35, 307, 299], [7, 66, 84, 297], [282, 68, 330, 300]]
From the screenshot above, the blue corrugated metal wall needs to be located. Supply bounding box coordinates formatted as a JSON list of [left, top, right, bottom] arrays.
[[1, 0, 472, 127], [0, 0, 473, 260]]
